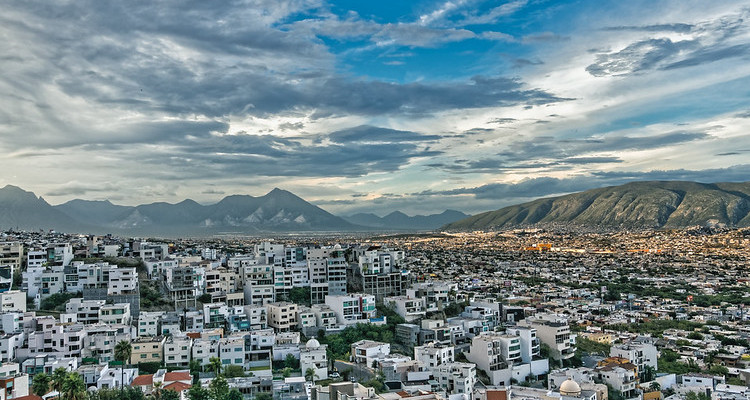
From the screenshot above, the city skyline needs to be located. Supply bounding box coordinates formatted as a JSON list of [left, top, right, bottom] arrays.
[[2, 1, 749, 215]]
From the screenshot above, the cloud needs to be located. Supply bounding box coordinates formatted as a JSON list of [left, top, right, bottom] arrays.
[[587, 9, 750, 77], [415, 164, 750, 201], [328, 125, 441, 143], [602, 23, 695, 33], [586, 38, 697, 77]]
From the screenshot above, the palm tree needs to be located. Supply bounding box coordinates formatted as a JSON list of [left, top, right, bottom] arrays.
[[153, 381, 163, 400], [114, 340, 133, 392], [31, 372, 50, 397], [61, 372, 87, 400], [305, 368, 319, 382], [649, 382, 661, 392], [209, 356, 223, 377], [51, 367, 68, 394]]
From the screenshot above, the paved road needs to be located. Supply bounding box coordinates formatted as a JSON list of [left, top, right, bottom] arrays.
[[333, 360, 375, 382]]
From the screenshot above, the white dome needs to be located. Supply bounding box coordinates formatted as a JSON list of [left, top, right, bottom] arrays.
[[333, 244, 342, 250], [559, 379, 581, 396], [306, 338, 321, 348]]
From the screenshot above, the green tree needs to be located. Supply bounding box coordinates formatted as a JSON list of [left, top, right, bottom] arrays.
[[115, 340, 133, 391], [32, 372, 51, 397], [187, 385, 210, 400], [162, 389, 180, 400], [227, 389, 244, 400], [649, 382, 661, 392], [282, 367, 292, 378], [61, 372, 87, 400], [305, 367, 319, 382], [256, 393, 273, 400], [52, 367, 69, 394], [210, 375, 230, 400], [209, 357, 223, 377], [224, 365, 245, 378], [707, 364, 729, 378], [285, 353, 300, 369], [641, 365, 656, 382]]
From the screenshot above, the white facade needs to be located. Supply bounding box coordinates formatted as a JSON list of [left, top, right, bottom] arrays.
[[351, 340, 390, 366], [325, 294, 377, 325]]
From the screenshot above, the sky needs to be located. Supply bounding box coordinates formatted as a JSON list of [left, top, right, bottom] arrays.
[[1, 0, 750, 216]]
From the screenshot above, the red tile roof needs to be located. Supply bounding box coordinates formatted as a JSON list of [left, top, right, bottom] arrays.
[[164, 371, 192, 382], [131, 374, 154, 386], [164, 381, 192, 392]]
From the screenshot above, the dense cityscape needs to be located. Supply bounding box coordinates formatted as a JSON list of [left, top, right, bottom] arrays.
[[0, 227, 748, 400]]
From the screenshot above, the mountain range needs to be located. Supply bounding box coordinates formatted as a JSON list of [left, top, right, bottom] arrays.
[[344, 210, 470, 230], [0, 185, 468, 235], [443, 181, 750, 230]]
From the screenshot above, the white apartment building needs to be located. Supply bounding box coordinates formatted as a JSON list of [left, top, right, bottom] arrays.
[[431, 362, 476, 396], [610, 342, 658, 373], [220, 335, 247, 368], [65, 298, 106, 325], [505, 326, 542, 363], [519, 314, 577, 361], [137, 311, 163, 337], [385, 296, 427, 322], [351, 340, 390, 366], [312, 304, 339, 329], [244, 305, 268, 330], [414, 342, 454, 368], [98, 303, 131, 326], [192, 338, 220, 368], [0, 291, 25, 313], [325, 294, 377, 325], [242, 264, 275, 306], [406, 281, 456, 312], [164, 335, 192, 368]]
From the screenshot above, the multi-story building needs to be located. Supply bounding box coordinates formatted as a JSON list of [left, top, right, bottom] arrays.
[[431, 362, 476, 396], [244, 305, 268, 330], [164, 335, 192, 368], [266, 302, 298, 332], [505, 326, 542, 363], [0, 291, 25, 313], [350, 247, 408, 301], [385, 296, 426, 322], [610, 341, 658, 375], [0, 242, 23, 292], [98, 303, 131, 326], [406, 281, 456, 312], [351, 340, 390, 366], [312, 304, 338, 330], [192, 338, 219, 368], [414, 342, 454, 368], [131, 336, 166, 365], [137, 312, 163, 337], [242, 264, 275, 306], [220, 335, 247, 369], [519, 314, 576, 362], [325, 294, 376, 325], [65, 298, 106, 325], [308, 246, 347, 305]]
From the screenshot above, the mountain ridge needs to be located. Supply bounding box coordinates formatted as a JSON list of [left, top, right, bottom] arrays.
[[443, 180, 750, 230]]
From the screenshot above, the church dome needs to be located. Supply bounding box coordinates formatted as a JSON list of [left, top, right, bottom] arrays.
[[559, 379, 581, 396], [306, 338, 321, 348]]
